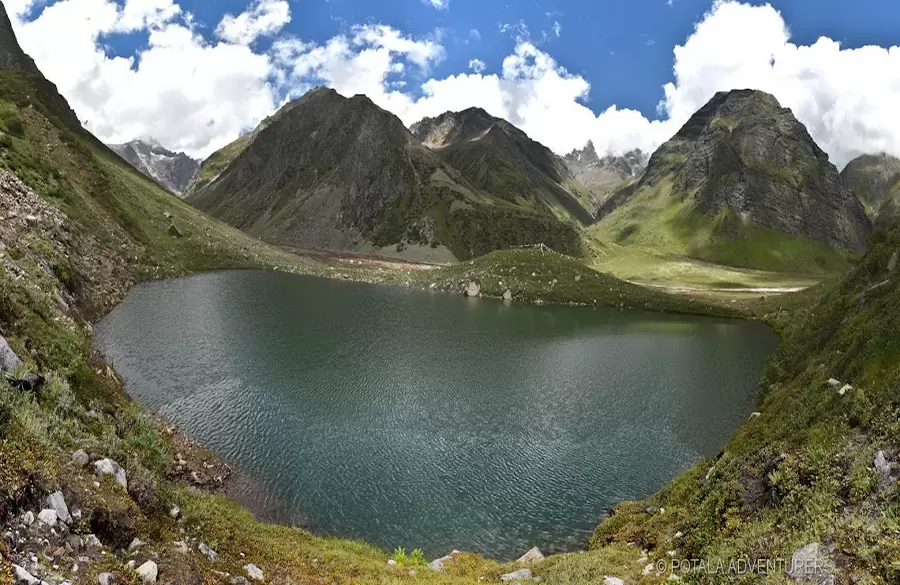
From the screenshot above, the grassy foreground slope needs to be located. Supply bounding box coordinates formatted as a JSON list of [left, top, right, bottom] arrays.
[[587, 226, 900, 584]]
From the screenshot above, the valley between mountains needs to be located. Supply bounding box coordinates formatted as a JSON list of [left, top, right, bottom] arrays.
[[3, 0, 900, 583]]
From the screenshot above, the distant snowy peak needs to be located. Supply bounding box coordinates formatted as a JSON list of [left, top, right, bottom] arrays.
[[108, 139, 199, 196]]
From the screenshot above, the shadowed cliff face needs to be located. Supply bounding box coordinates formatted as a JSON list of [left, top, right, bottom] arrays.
[[600, 89, 872, 259], [410, 108, 594, 225], [0, 3, 38, 75], [841, 153, 900, 221], [187, 90, 584, 260]]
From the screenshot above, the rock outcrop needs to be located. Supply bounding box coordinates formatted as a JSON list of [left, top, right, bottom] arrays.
[[108, 139, 199, 196], [594, 89, 872, 272], [411, 107, 594, 224], [563, 141, 647, 211]]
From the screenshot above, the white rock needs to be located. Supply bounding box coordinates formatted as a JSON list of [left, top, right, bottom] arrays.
[[199, 541, 218, 562], [136, 560, 158, 583], [503, 289, 513, 301], [126, 560, 136, 569], [642, 563, 655, 575], [22, 511, 35, 526], [83, 534, 102, 548], [46, 491, 71, 524], [674, 531, 684, 539], [94, 459, 128, 490], [839, 384, 853, 396], [244, 564, 265, 581], [128, 538, 146, 552], [97, 572, 115, 585], [38, 509, 58, 526], [169, 505, 181, 520], [464, 281, 481, 297], [749, 412, 761, 419], [787, 543, 834, 584], [516, 547, 544, 564], [387, 559, 397, 566], [826, 378, 842, 388], [12, 564, 39, 585], [604, 577, 625, 585], [500, 568, 532, 582]]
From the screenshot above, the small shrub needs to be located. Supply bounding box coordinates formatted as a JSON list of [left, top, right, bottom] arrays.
[[0, 387, 14, 437], [128, 463, 162, 515], [848, 388, 873, 428], [392, 547, 408, 566], [410, 548, 426, 566]]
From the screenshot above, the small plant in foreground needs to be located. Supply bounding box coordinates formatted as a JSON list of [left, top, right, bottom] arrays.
[[392, 547, 408, 567], [410, 548, 427, 566]]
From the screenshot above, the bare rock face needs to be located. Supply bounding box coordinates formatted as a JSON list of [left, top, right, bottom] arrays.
[[410, 107, 594, 225], [109, 139, 199, 196], [601, 90, 872, 256], [0, 3, 39, 75], [563, 141, 648, 211], [841, 153, 900, 218]]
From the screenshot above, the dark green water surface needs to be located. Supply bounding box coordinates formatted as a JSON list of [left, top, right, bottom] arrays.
[[95, 270, 779, 559]]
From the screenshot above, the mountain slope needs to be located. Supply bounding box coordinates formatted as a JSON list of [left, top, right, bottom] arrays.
[[410, 108, 594, 224], [840, 152, 900, 223], [592, 89, 872, 274], [108, 139, 199, 196], [187, 90, 583, 260], [563, 141, 647, 213]]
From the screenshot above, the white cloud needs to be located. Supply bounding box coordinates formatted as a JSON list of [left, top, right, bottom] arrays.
[[12, 0, 282, 157], [11, 0, 900, 167], [552, 21, 562, 38], [422, 0, 450, 10], [215, 0, 290, 46]]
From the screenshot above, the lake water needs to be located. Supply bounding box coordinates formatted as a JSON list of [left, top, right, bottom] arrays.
[[95, 270, 778, 559]]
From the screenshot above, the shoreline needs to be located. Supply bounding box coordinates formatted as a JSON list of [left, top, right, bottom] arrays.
[[88, 257, 784, 563]]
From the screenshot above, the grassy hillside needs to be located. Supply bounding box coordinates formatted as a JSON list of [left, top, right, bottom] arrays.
[[591, 178, 855, 275]]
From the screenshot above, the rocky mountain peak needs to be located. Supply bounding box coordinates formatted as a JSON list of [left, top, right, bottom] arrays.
[[597, 88, 872, 264], [108, 139, 200, 196], [840, 152, 900, 218], [0, 2, 39, 75]]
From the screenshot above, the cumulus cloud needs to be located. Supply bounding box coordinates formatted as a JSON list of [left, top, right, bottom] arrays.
[[10, 0, 900, 166], [10, 0, 284, 157], [422, 0, 450, 10], [216, 0, 290, 46]]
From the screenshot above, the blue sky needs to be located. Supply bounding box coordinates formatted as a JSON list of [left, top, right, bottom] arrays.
[[187, 0, 900, 120], [10, 0, 900, 164]]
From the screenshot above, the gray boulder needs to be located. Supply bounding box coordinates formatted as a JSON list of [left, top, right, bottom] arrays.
[[38, 508, 57, 526], [503, 289, 513, 301], [875, 450, 897, 487], [464, 281, 480, 297], [604, 578, 625, 585], [199, 541, 218, 562], [787, 542, 834, 585], [97, 573, 116, 585], [0, 334, 23, 373], [46, 491, 72, 524], [516, 547, 544, 564], [94, 458, 128, 490], [71, 449, 89, 467], [13, 564, 39, 585], [500, 568, 533, 582], [244, 564, 265, 581], [136, 560, 158, 583]]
